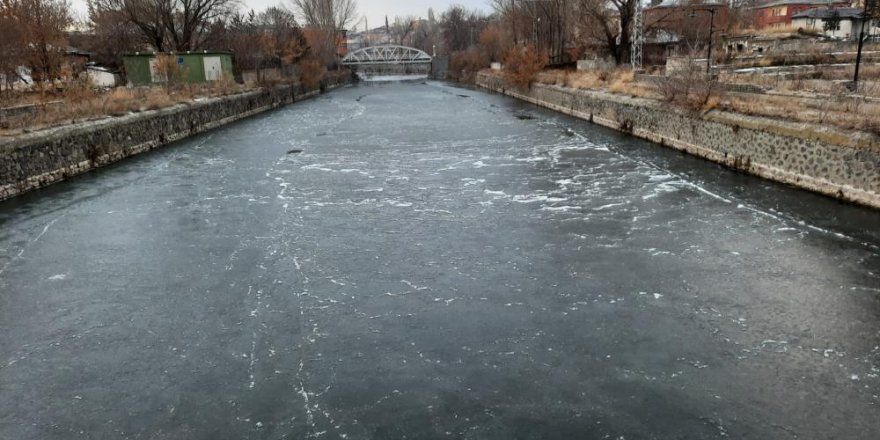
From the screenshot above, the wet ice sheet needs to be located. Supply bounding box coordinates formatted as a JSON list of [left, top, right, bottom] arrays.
[[0, 81, 879, 440]]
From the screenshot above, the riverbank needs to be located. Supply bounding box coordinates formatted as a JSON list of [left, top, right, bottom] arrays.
[[0, 77, 352, 201], [476, 72, 880, 210]]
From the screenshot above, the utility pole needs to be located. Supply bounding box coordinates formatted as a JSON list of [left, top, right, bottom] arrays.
[[854, 0, 873, 90], [690, 7, 718, 74]]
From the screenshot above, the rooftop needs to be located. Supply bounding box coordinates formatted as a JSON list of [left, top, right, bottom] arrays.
[[755, 0, 841, 8], [651, 0, 725, 8], [122, 50, 233, 57], [791, 7, 864, 19]]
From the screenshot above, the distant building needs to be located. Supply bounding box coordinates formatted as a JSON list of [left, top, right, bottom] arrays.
[[361, 27, 394, 46], [791, 7, 876, 40], [337, 30, 350, 58], [346, 32, 365, 51], [643, 0, 730, 65], [753, 0, 849, 31], [122, 51, 233, 86], [645, 0, 730, 34]]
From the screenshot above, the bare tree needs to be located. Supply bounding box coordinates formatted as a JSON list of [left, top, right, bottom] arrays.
[[0, 0, 26, 91], [259, 6, 308, 65], [166, 0, 238, 50], [479, 22, 509, 62], [288, 0, 358, 65], [78, 0, 142, 69], [441, 5, 488, 53], [211, 7, 307, 78], [389, 15, 416, 46], [0, 0, 72, 86], [490, 1, 574, 65], [575, 0, 639, 65], [490, 0, 520, 45], [288, 0, 357, 33], [92, 0, 238, 51]]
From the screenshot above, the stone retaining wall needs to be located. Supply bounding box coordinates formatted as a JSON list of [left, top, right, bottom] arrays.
[[0, 77, 351, 201], [476, 72, 880, 209]]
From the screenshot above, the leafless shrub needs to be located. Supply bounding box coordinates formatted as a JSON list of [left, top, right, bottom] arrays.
[[659, 61, 723, 111], [298, 59, 326, 91], [502, 44, 549, 90], [449, 47, 489, 84]]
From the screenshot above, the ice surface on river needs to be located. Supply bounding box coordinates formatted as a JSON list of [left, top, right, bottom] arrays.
[[0, 81, 878, 440]]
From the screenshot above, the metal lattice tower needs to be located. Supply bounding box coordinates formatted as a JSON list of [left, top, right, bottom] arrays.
[[631, 2, 644, 71]]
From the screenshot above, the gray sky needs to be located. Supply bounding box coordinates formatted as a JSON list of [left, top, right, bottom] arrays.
[[70, 0, 493, 32]]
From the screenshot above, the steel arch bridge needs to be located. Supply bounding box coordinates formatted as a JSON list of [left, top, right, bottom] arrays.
[[341, 45, 433, 66]]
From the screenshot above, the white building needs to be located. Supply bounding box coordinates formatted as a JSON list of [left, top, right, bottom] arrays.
[[791, 7, 880, 40]]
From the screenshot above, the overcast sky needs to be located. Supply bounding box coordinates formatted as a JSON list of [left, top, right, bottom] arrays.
[[70, 0, 493, 32]]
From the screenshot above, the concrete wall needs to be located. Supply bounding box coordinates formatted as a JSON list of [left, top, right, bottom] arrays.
[[431, 56, 449, 80], [476, 73, 880, 209], [0, 76, 352, 201]]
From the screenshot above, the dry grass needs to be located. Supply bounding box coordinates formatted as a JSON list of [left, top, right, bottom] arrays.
[[690, 61, 880, 133], [721, 65, 880, 97], [531, 62, 880, 136], [608, 70, 634, 94], [1, 79, 254, 135], [722, 94, 880, 134], [565, 71, 605, 89], [535, 70, 570, 87], [535, 68, 654, 99], [0, 68, 356, 136]]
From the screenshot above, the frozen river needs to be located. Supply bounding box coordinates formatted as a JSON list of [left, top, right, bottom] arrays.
[[1, 81, 879, 439]]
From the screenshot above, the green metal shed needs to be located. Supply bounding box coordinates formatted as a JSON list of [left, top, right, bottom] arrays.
[[122, 51, 234, 86]]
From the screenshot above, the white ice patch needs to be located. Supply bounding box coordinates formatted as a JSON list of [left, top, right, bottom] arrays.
[[512, 195, 567, 203], [638, 292, 663, 299], [678, 182, 732, 203], [339, 169, 370, 176], [648, 174, 675, 182], [642, 182, 680, 200], [301, 164, 335, 172], [516, 156, 549, 162], [461, 178, 486, 186], [593, 202, 628, 211], [541, 206, 579, 212], [360, 74, 428, 82]]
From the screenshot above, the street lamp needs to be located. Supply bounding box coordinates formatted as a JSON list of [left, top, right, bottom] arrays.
[[690, 7, 718, 74]]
